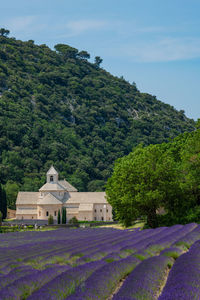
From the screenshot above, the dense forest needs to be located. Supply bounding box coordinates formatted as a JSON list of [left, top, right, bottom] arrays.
[[0, 30, 195, 209], [106, 122, 200, 227]]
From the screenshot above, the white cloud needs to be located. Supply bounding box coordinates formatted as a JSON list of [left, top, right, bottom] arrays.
[[64, 19, 108, 37], [120, 37, 200, 62], [8, 16, 37, 32]]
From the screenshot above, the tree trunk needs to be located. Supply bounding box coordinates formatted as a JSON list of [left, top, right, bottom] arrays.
[[147, 209, 158, 228]]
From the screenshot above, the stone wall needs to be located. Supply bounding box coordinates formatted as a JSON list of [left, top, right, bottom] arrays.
[[7, 208, 16, 219], [37, 204, 62, 220]]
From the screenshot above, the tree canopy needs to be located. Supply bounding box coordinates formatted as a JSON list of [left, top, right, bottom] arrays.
[[0, 28, 10, 37], [106, 124, 200, 227]]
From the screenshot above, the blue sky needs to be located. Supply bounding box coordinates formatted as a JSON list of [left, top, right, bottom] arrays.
[[1, 0, 200, 120]]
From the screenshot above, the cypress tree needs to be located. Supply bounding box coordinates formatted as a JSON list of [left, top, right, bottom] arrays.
[[0, 184, 2, 216], [62, 207, 66, 224], [0, 184, 6, 219], [1, 187, 7, 219], [64, 207, 66, 224], [57, 209, 61, 224]]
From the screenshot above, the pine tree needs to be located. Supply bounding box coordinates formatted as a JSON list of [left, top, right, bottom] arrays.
[[57, 209, 61, 224]]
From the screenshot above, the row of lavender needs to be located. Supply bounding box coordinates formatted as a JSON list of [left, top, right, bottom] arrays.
[[0, 223, 200, 299]]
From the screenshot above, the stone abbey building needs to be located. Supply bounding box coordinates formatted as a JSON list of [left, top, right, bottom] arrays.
[[16, 166, 113, 221]]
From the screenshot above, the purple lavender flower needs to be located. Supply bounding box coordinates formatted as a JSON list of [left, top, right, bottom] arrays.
[[0, 265, 68, 300], [27, 260, 106, 300], [0, 266, 38, 290], [113, 255, 173, 300], [173, 223, 200, 249], [66, 255, 140, 300], [0, 224, 200, 299], [159, 240, 200, 300]]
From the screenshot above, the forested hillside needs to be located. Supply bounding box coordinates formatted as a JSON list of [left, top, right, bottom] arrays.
[[0, 31, 195, 207]]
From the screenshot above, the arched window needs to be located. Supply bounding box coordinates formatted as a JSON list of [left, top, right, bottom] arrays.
[[50, 176, 54, 182]]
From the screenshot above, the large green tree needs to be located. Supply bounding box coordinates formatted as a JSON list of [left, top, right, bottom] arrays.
[[106, 126, 200, 227], [4, 181, 20, 210], [106, 144, 179, 227]]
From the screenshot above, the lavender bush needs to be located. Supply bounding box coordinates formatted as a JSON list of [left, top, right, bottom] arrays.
[[113, 255, 173, 300], [159, 240, 200, 300], [27, 260, 106, 300], [0, 224, 200, 299], [66, 255, 140, 299]]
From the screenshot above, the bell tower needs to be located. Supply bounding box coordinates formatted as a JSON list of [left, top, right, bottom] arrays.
[[46, 166, 58, 183]]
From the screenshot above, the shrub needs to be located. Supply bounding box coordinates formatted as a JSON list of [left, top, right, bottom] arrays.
[[69, 216, 79, 225], [48, 215, 54, 225]]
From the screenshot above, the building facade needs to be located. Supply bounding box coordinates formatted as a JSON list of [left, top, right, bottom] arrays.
[[16, 166, 112, 221]]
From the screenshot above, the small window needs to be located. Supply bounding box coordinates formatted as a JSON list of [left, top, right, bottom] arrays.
[[106, 209, 108, 212], [84, 217, 86, 220], [100, 209, 102, 212], [39, 211, 41, 216], [101, 217, 104, 221], [50, 176, 53, 182], [94, 209, 96, 212], [94, 217, 96, 220], [54, 211, 57, 216], [46, 211, 49, 217]]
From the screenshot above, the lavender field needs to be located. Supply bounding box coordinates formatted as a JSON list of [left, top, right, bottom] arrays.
[[0, 223, 200, 299]]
